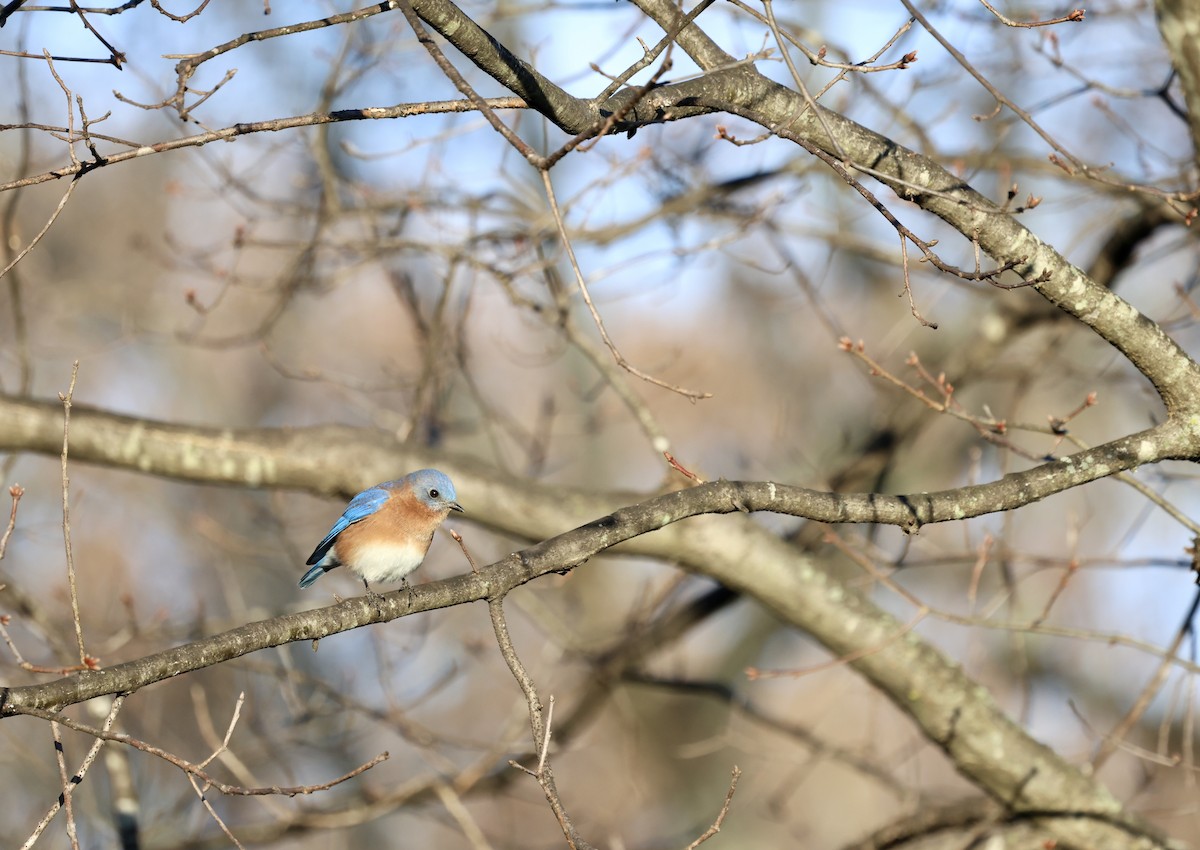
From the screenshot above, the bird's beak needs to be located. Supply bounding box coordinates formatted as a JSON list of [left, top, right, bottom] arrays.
[[450, 502, 465, 513]]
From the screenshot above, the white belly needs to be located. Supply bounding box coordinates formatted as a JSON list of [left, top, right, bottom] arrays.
[[343, 541, 427, 585]]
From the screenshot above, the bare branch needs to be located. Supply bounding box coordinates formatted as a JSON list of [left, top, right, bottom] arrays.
[[489, 596, 594, 850], [58, 362, 91, 669], [541, 170, 713, 405], [11, 705, 388, 796], [977, 1, 1086, 28], [19, 695, 124, 850], [0, 484, 23, 561], [684, 766, 742, 850]]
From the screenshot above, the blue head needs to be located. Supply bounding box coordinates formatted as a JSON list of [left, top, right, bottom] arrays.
[[403, 468, 464, 514]]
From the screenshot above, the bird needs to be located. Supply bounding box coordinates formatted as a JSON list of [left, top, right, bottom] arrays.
[[299, 469, 464, 591]]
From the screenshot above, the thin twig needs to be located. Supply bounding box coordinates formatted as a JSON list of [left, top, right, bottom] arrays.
[[665, 451, 705, 485], [1, 51, 85, 282], [397, 0, 540, 165], [448, 528, 480, 574], [558, 53, 673, 163], [0, 98, 526, 194], [434, 781, 496, 850], [52, 719, 82, 850], [1091, 588, 1200, 769], [0, 26, 34, 403], [977, 0, 1085, 28], [540, 254, 674, 454], [1031, 558, 1079, 627], [540, 170, 712, 403], [488, 595, 594, 850], [41, 50, 78, 167], [762, 0, 848, 160], [67, 0, 125, 67], [0, 47, 118, 63], [20, 696, 124, 850], [0, 178, 78, 282], [967, 533, 994, 614], [188, 770, 247, 850], [12, 705, 389, 796], [536, 695, 554, 776], [1060, 432, 1200, 536], [595, 0, 715, 101], [895, 0, 1180, 214], [837, 338, 1076, 462], [0, 484, 23, 560], [189, 686, 289, 821], [898, 232, 937, 328], [149, 0, 212, 25], [727, 0, 917, 75], [89, 696, 140, 849], [59, 361, 91, 668], [0, 616, 94, 673], [197, 691, 245, 770], [684, 766, 742, 850]]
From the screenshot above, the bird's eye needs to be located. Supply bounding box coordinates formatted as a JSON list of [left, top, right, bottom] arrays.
[[430, 489, 440, 499]]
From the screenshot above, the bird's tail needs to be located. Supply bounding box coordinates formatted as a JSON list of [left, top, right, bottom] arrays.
[[298, 564, 330, 588]]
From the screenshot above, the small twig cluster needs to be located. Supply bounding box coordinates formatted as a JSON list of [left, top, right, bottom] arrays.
[[838, 338, 1098, 461]]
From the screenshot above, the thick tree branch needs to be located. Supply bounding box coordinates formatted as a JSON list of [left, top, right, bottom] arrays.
[[0, 392, 1191, 536], [407, 0, 593, 130]]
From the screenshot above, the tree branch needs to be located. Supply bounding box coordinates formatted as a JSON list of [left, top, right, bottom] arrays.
[[0, 392, 1190, 537]]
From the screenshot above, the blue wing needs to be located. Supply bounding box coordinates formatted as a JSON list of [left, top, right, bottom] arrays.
[[305, 486, 390, 566]]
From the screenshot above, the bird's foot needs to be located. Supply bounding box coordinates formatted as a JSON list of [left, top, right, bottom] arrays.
[[400, 577, 417, 608], [363, 580, 386, 618]]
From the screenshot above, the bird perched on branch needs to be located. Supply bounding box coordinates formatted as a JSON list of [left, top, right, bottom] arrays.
[[299, 469, 464, 591]]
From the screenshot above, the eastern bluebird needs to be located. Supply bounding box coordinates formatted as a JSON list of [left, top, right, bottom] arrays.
[[299, 469, 464, 591]]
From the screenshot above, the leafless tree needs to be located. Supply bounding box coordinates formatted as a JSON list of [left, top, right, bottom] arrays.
[[1, 2, 1198, 848]]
